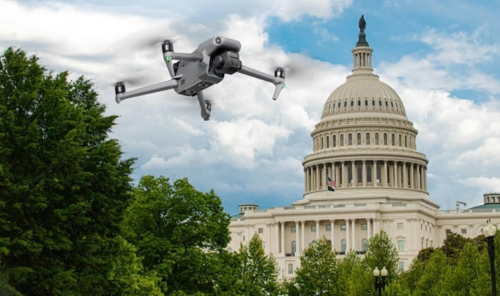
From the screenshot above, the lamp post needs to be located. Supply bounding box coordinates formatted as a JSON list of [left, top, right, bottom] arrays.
[[373, 266, 388, 296], [483, 220, 497, 296]]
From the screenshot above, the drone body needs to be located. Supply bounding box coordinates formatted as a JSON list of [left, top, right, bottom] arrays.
[[114, 36, 285, 120]]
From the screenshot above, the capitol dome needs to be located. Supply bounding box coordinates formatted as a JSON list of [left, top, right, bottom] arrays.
[[301, 17, 430, 203]]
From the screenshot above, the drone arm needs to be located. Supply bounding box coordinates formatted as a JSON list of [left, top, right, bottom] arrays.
[[196, 91, 211, 121], [238, 65, 285, 100], [115, 79, 179, 103]]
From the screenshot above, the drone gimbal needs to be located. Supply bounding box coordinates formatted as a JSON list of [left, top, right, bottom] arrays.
[[114, 36, 286, 121]]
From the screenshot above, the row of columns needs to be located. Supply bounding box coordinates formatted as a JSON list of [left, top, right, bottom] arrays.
[[304, 160, 427, 192], [273, 218, 380, 255], [353, 49, 372, 68]]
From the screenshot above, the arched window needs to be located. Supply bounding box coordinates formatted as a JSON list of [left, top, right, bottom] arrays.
[[344, 101, 347, 107], [338, 102, 341, 108], [405, 135, 407, 147], [358, 100, 361, 106], [366, 133, 370, 145], [292, 241, 297, 254], [333, 135, 337, 147], [399, 135, 402, 146], [365, 100, 368, 106], [327, 136, 330, 148], [375, 133, 379, 145], [379, 100, 382, 106], [348, 134, 353, 145], [321, 137, 324, 149], [384, 133, 388, 145], [372, 99, 375, 106], [391, 101, 394, 107], [357, 133, 361, 145], [362, 239, 368, 252], [340, 134, 344, 146], [351, 100, 354, 106], [385, 101, 388, 107], [341, 239, 347, 252], [391, 134, 395, 146]]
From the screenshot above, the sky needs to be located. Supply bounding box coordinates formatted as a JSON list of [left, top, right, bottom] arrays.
[[1, 0, 500, 215]]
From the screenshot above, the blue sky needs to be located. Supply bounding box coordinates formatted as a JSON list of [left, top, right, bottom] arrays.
[[1, 0, 500, 214]]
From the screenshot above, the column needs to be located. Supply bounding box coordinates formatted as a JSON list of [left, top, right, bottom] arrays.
[[374, 219, 380, 234], [341, 162, 346, 188], [372, 161, 377, 186], [281, 222, 285, 255], [330, 219, 335, 251], [275, 222, 280, 254], [410, 163, 414, 189], [384, 161, 388, 187], [316, 220, 320, 240], [346, 219, 350, 250], [362, 160, 367, 187], [393, 162, 398, 188], [322, 164, 326, 190], [301, 220, 305, 252], [352, 161, 357, 187], [416, 165, 421, 190], [352, 218, 356, 251], [316, 165, 320, 190], [403, 162, 407, 188], [295, 221, 299, 254]]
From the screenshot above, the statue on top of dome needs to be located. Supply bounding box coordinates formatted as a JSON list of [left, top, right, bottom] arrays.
[[359, 15, 366, 33]]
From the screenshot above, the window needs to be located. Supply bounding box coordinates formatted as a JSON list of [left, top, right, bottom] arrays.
[[398, 240, 404, 251], [341, 224, 346, 231], [385, 101, 388, 107], [375, 133, 379, 145], [288, 263, 294, 274], [351, 100, 354, 106], [391, 134, 395, 146], [312, 240, 317, 246], [326, 136, 330, 148], [361, 224, 367, 230], [291, 227, 296, 233], [358, 100, 361, 106], [258, 228, 263, 233], [326, 225, 332, 231], [446, 229, 451, 235], [379, 100, 382, 106], [397, 223, 403, 229], [384, 133, 388, 145], [328, 240, 332, 246], [366, 133, 370, 145], [357, 133, 361, 145], [461, 228, 467, 234], [291, 241, 297, 254], [357, 164, 362, 183], [311, 226, 317, 232], [340, 134, 344, 146], [348, 134, 353, 145], [399, 135, 402, 146], [344, 101, 347, 107], [341, 239, 347, 252], [399, 262, 405, 272], [365, 100, 368, 106], [362, 239, 368, 251], [333, 135, 337, 147], [348, 165, 353, 184], [321, 137, 324, 149], [372, 99, 375, 106]]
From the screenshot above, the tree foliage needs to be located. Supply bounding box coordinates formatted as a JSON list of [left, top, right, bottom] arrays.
[[0, 47, 159, 294], [122, 175, 231, 294], [287, 238, 338, 295], [232, 233, 279, 296], [364, 230, 400, 283]]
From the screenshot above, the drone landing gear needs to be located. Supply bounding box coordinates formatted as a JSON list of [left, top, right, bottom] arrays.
[[196, 91, 211, 121]]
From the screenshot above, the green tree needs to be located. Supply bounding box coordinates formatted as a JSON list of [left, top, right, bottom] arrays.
[[123, 175, 231, 294], [441, 232, 471, 266], [442, 242, 490, 296], [0, 48, 157, 294], [287, 238, 338, 295], [413, 249, 450, 296], [364, 230, 399, 283], [232, 233, 279, 296], [337, 250, 372, 296]]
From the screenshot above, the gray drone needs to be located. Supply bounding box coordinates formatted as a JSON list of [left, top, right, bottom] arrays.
[[114, 36, 286, 121]]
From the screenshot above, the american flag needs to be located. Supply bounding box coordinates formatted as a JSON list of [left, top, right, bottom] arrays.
[[328, 177, 336, 191]]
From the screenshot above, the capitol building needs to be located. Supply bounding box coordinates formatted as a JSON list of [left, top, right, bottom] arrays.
[[228, 18, 500, 279]]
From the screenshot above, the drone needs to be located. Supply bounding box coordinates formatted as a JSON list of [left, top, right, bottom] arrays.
[[114, 36, 286, 121]]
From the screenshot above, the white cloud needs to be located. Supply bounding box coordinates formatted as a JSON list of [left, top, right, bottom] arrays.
[[460, 176, 500, 192]]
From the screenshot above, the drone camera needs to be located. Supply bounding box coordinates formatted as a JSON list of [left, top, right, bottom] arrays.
[[274, 67, 285, 79], [212, 51, 242, 75], [162, 40, 174, 53], [114, 82, 126, 95]]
